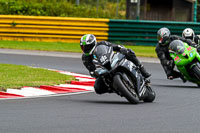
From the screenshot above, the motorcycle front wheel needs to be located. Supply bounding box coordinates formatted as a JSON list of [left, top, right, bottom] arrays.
[[143, 85, 156, 102], [191, 64, 200, 80], [113, 73, 139, 104]]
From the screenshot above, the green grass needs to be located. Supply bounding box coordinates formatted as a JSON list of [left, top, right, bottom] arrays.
[[0, 40, 156, 91], [126, 45, 156, 58], [0, 40, 157, 57], [0, 64, 75, 91], [0, 40, 82, 53]]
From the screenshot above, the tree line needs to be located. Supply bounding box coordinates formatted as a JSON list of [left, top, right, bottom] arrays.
[[0, 0, 125, 19]]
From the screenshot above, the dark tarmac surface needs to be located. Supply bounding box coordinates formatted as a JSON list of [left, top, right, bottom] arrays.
[[0, 51, 199, 133]]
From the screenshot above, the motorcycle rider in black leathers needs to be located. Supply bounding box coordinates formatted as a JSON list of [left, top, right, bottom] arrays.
[[80, 34, 151, 94], [155, 27, 195, 82], [182, 28, 200, 51]]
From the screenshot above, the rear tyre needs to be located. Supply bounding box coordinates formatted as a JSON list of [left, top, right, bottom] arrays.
[[143, 86, 156, 102], [113, 74, 139, 104]]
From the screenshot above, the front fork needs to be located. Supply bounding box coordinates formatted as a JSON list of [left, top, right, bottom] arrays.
[[121, 72, 149, 100]]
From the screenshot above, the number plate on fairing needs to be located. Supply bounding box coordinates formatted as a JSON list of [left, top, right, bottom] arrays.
[[100, 55, 108, 64], [190, 53, 193, 57]]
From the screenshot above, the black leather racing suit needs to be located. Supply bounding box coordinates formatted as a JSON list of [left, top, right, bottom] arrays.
[[82, 41, 148, 94], [191, 35, 200, 53], [155, 35, 194, 79], [194, 35, 200, 45]]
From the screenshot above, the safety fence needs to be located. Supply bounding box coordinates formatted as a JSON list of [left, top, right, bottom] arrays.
[[0, 15, 200, 46], [108, 19, 200, 46], [0, 15, 109, 43]]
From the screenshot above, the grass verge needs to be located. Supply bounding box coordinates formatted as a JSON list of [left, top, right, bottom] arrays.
[[0, 64, 75, 91], [0, 40, 157, 57]]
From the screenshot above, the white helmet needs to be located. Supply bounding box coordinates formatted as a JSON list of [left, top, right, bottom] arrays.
[[182, 28, 195, 41]]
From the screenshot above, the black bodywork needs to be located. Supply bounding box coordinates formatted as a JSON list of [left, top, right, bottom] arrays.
[[93, 45, 149, 100]]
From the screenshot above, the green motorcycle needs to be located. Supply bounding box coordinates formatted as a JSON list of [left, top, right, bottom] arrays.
[[169, 40, 200, 86]]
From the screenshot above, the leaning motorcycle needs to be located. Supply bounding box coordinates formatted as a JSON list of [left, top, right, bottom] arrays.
[[93, 45, 155, 104], [169, 40, 200, 86]]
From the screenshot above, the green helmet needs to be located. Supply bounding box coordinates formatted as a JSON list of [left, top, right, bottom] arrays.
[[80, 34, 97, 55]]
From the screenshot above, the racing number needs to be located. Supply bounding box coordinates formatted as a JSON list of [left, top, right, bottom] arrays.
[[100, 55, 108, 63]]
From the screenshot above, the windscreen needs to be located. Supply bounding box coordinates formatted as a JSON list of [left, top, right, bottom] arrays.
[[93, 45, 112, 66], [169, 41, 185, 54], [94, 45, 109, 59]]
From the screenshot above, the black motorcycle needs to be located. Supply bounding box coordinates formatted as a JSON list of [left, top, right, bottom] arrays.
[[93, 45, 156, 104]]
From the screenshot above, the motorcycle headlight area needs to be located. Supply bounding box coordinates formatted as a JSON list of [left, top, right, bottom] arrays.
[[95, 68, 108, 75]]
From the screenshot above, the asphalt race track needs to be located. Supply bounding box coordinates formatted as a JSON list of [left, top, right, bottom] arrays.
[[0, 51, 200, 133]]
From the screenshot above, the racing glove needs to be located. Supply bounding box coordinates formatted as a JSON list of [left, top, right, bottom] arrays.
[[119, 47, 128, 55], [89, 71, 97, 78], [167, 76, 174, 80], [166, 60, 174, 69], [191, 43, 198, 48]]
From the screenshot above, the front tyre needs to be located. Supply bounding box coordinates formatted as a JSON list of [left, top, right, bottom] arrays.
[[143, 86, 156, 102], [191, 64, 200, 80], [113, 74, 139, 104]]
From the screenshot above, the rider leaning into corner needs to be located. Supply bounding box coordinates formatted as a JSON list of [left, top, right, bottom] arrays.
[[182, 28, 200, 51], [80, 34, 151, 94], [155, 27, 199, 82]]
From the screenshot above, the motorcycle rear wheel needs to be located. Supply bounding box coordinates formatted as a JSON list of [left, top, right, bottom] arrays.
[[113, 74, 139, 104]]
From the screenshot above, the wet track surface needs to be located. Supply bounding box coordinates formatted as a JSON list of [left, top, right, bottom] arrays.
[[0, 53, 199, 133]]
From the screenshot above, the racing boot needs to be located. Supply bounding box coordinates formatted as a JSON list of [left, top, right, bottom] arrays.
[[139, 64, 151, 78], [173, 71, 187, 83], [124, 49, 151, 78], [180, 75, 187, 83]]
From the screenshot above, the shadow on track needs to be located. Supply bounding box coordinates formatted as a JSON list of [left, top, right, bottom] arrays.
[[83, 100, 156, 105], [152, 84, 199, 89], [62, 97, 155, 105], [70, 99, 132, 105]]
